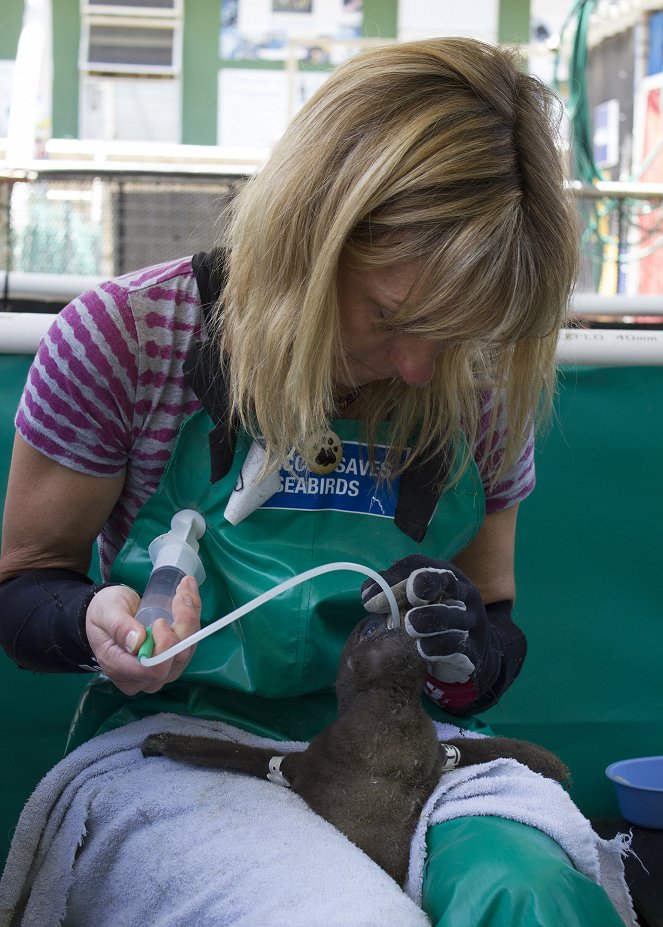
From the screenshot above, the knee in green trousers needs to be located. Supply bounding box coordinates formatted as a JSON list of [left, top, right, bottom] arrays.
[[422, 817, 626, 927]]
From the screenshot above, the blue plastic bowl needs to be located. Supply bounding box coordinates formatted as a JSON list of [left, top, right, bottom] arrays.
[[605, 756, 663, 829]]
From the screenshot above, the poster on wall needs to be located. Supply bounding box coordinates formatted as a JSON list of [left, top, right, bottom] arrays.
[[632, 75, 663, 295], [397, 0, 497, 43], [221, 0, 363, 64], [217, 66, 328, 149], [0, 62, 15, 138]]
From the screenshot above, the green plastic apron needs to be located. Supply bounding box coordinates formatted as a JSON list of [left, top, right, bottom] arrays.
[[67, 410, 625, 927], [68, 411, 486, 748]]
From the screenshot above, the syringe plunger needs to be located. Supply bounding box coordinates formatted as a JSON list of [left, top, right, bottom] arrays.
[[135, 509, 206, 629]]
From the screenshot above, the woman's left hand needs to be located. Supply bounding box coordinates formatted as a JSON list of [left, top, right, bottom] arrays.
[[361, 555, 489, 683], [361, 554, 526, 714]]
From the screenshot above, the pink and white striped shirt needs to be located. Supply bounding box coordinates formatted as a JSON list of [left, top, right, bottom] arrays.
[[16, 256, 535, 578]]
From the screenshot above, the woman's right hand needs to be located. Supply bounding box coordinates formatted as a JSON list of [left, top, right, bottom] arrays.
[[85, 576, 201, 695]]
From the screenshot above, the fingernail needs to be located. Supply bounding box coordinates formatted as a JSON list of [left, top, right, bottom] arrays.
[[126, 630, 139, 653], [183, 594, 194, 607]]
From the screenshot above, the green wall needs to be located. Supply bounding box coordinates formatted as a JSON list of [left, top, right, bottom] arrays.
[[6, 0, 401, 151], [498, 0, 531, 44], [363, 0, 398, 39], [0, 0, 23, 60], [491, 365, 663, 819], [181, 0, 220, 145], [46, 0, 527, 145], [52, 0, 80, 139], [0, 356, 89, 868]]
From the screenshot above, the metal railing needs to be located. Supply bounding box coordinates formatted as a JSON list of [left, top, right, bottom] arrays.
[[1, 166, 662, 291], [1, 167, 662, 365]]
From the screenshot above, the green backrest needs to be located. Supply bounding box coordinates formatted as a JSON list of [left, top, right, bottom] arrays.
[[1, 358, 661, 865], [493, 365, 663, 819], [0, 357, 89, 866]]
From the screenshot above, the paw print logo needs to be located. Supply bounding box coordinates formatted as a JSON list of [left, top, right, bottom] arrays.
[[303, 430, 343, 475]]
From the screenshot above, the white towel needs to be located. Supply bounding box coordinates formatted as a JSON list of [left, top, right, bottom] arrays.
[[0, 714, 429, 927], [0, 715, 637, 927]]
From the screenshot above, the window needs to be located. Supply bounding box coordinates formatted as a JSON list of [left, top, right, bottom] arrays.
[[80, 1, 182, 75], [84, 1, 180, 10], [86, 23, 176, 70]]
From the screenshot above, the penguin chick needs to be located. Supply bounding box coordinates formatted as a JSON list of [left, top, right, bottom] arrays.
[[142, 615, 569, 886]]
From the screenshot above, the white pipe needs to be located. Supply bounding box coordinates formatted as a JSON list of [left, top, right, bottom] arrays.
[[557, 329, 663, 366], [0, 271, 103, 303], [571, 293, 663, 317], [569, 179, 663, 199], [0, 312, 54, 352], [2, 312, 663, 365], [3, 276, 662, 318]]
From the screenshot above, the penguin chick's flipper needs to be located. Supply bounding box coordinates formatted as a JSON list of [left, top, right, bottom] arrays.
[[141, 732, 303, 782], [442, 736, 571, 785]]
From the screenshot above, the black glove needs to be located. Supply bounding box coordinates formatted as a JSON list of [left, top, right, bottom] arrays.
[[361, 555, 527, 715]]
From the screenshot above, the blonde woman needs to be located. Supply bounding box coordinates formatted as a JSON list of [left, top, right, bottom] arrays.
[[0, 38, 626, 927]]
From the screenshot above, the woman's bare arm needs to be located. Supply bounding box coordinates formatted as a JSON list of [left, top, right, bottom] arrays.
[[0, 435, 125, 580], [453, 504, 519, 605]]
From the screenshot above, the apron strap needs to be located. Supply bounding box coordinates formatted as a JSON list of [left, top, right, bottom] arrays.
[[395, 449, 452, 543], [184, 250, 239, 483], [192, 249, 227, 320]]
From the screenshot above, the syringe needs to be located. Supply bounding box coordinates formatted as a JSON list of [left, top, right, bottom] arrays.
[[135, 509, 206, 660], [138, 561, 401, 667]]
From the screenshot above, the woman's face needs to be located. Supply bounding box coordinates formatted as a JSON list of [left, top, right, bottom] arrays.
[[335, 260, 444, 391]]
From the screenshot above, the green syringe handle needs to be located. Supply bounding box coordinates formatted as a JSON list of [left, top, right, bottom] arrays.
[[137, 626, 155, 661]]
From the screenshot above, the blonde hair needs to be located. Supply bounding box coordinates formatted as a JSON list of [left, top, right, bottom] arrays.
[[218, 37, 579, 484]]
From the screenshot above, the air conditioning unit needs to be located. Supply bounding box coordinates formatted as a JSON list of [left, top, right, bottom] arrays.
[[79, 1, 182, 75]]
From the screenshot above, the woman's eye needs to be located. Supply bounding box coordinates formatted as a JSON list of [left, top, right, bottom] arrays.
[[370, 299, 390, 321]]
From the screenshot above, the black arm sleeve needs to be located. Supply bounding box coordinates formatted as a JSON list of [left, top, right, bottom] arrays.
[[465, 599, 527, 716], [0, 569, 119, 673]]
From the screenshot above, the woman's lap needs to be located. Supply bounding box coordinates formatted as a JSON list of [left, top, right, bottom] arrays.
[[62, 761, 429, 927], [42, 712, 626, 927]]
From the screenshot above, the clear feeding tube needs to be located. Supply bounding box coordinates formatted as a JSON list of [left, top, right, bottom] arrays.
[[139, 561, 401, 667]]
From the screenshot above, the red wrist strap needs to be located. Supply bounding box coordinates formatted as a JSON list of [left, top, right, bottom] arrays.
[[424, 673, 478, 712]]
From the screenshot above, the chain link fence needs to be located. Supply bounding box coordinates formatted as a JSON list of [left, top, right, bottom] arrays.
[[1, 168, 662, 300], [0, 169, 246, 287]]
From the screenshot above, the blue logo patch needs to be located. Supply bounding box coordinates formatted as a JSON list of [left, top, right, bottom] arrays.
[[261, 441, 404, 517]]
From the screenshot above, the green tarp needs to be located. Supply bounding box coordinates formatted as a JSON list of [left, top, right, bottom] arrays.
[[1, 356, 661, 864]]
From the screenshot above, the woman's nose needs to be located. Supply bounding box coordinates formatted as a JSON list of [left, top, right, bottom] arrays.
[[388, 338, 443, 388]]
